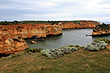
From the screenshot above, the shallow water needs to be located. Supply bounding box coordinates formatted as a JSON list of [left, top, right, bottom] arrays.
[[26, 29, 110, 49]]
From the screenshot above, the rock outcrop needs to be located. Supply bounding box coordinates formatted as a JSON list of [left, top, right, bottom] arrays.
[[92, 24, 110, 36], [0, 35, 29, 55]]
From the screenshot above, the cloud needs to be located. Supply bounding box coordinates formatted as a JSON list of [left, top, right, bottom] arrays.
[[0, 0, 110, 22]]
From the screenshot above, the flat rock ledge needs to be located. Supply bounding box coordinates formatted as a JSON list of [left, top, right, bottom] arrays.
[[84, 41, 109, 51], [41, 46, 80, 59]]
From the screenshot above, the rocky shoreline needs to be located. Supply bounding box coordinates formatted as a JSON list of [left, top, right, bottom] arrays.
[[0, 20, 105, 55], [1, 38, 110, 58]]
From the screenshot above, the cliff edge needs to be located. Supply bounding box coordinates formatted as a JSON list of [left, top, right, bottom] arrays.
[[92, 24, 110, 36]]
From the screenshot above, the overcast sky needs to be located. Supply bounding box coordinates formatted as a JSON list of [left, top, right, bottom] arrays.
[[0, 0, 110, 22]]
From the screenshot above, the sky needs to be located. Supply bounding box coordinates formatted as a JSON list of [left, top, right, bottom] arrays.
[[0, 0, 110, 22]]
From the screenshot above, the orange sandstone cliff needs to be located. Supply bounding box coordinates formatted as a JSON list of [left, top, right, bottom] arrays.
[[92, 24, 110, 36], [0, 24, 62, 55], [0, 24, 62, 38], [0, 21, 100, 55], [0, 35, 29, 55], [58, 21, 100, 29]]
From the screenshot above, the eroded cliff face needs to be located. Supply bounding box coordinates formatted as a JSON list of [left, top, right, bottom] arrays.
[[92, 24, 110, 36], [0, 35, 29, 55], [0, 24, 62, 55], [0, 24, 62, 38], [58, 21, 100, 29]]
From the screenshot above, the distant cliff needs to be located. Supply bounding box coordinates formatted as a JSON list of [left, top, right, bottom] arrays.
[[92, 24, 110, 36], [58, 21, 100, 29]]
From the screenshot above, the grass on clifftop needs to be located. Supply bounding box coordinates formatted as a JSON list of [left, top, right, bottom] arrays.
[[0, 47, 110, 73]]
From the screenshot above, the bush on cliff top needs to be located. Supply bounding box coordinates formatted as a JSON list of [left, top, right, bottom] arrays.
[[94, 39, 110, 44], [94, 23, 109, 31], [25, 48, 43, 53]]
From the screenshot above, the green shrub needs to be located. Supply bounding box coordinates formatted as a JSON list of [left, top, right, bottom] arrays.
[[75, 45, 80, 47], [94, 39, 110, 44], [42, 27, 44, 29], [17, 26, 21, 29], [67, 45, 74, 47], [67, 45, 80, 47], [32, 25, 34, 27], [18, 36, 21, 39], [25, 48, 43, 53], [94, 24, 109, 31]]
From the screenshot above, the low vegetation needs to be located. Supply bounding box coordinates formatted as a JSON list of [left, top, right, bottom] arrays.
[[0, 47, 110, 73], [0, 39, 110, 73], [25, 48, 43, 53], [94, 38, 110, 44], [93, 23, 110, 32], [0, 20, 95, 25]]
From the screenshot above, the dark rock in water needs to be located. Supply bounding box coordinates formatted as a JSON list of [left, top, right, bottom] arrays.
[[86, 35, 92, 36]]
